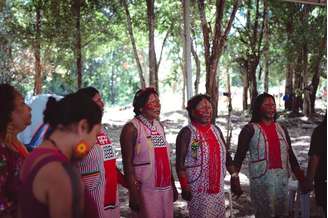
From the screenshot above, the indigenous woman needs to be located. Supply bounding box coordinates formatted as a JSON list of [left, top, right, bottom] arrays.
[[0, 84, 31, 217], [19, 92, 102, 218], [76, 87, 127, 218], [233, 93, 305, 218], [175, 94, 241, 218], [120, 87, 178, 218]]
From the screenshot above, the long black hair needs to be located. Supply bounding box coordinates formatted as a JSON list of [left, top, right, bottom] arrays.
[[0, 84, 18, 135], [250, 92, 277, 123], [76, 86, 99, 99], [43, 92, 102, 132]]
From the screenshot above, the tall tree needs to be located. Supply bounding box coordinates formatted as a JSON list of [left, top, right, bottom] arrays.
[[234, 0, 264, 110], [147, 0, 158, 90], [263, 0, 269, 93], [183, 0, 193, 100], [123, 0, 146, 88], [72, 0, 82, 89], [33, 0, 42, 95], [197, 0, 239, 122]]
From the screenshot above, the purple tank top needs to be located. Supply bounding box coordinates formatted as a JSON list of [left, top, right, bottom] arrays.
[[19, 148, 68, 218]]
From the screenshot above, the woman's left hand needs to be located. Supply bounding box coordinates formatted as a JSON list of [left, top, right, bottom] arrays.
[[173, 185, 179, 202]]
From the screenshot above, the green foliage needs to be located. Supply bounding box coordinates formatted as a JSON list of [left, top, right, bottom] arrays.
[[0, 0, 326, 109]]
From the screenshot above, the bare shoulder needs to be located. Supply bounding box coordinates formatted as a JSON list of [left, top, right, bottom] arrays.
[[177, 126, 191, 138], [121, 122, 137, 135], [33, 160, 73, 205], [36, 161, 71, 190]]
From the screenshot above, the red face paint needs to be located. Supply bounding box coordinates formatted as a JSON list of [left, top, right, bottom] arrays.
[[192, 99, 213, 124], [260, 97, 276, 120], [144, 101, 160, 111], [195, 108, 212, 117]]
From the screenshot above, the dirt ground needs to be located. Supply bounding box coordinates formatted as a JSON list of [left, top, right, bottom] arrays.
[[105, 108, 326, 218]]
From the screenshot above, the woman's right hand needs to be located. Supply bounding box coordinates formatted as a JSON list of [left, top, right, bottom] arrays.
[[128, 181, 142, 211], [230, 176, 243, 198], [181, 187, 192, 201]]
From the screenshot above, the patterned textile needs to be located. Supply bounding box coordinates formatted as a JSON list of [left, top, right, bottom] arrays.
[[184, 124, 226, 218], [130, 117, 173, 218], [248, 123, 290, 218], [136, 115, 171, 188], [0, 143, 24, 216], [79, 127, 120, 218]]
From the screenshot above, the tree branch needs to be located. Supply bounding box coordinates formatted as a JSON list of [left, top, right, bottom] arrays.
[[157, 22, 173, 72]]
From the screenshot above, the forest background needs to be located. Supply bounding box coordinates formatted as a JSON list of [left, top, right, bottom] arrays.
[[1, 0, 327, 217], [0, 0, 326, 117]]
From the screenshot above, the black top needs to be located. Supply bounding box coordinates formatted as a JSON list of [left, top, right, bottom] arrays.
[[233, 123, 300, 172], [308, 122, 327, 184]]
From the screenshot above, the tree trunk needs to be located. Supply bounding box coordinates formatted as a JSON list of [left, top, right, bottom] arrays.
[[292, 51, 303, 114], [226, 67, 232, 149], [310, 33, 326, 112], [191, 39, 200, 95], [72, 0, 82, 89], [285, 62, 294, 110], [302, 44, 310, 116], [33, 5, 42, 95], [183, 0, 193, 100], [110, 51, 116, 104], [248, 56, 259, 108], [263, 0, 269, 93], [182, 61, 186, 109], [157, 24, 172, 72], [198, 0, 239, 123], [190, 17, 200, 95], [123, 0, 145, 89], [146, 0, 158, 91], [284, 13, 294, 111], [242, 71, 249, 110]]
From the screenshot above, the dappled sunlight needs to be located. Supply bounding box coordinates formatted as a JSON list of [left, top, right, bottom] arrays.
[[104, 105, 324, 217]]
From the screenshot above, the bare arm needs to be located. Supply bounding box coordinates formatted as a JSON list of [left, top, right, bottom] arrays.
[[306, 155, 320, 181], [120, 123, 137, 187], [233, 124, 254, 172], [120, 122, 141, 211], [175, 127, 191, 178]]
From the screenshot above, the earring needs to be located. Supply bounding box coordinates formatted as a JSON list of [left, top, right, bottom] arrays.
[[73, 140, 89, 158]]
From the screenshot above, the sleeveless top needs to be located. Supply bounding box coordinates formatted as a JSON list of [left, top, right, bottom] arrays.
[[248, 123, 290, 179], [79, 127, 118, 218], [19, 148, 68, 218], [130, 116, 171, 190], [19, 147, 98, 218], [184, 124, 226, 193]]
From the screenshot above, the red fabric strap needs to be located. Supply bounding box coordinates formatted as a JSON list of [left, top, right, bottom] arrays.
[[97, 129, 118, 207], [260, 122, 283, 169], [192, 122, 221, 194], [117, 169, 128, 188], [104, 159, 117, 206], [154, 146, 171, 187], [178, 175, 189, 189]]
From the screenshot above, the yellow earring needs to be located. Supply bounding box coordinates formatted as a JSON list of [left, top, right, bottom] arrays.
[[73, 140, 89, 158]]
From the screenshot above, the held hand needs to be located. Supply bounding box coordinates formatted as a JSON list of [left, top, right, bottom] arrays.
[[172, 185, 179, 202], [294, 168, 305, 182], [181, 188, 192, 201], [230, 176, 243, 198], [300, 178, 314, 193]]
